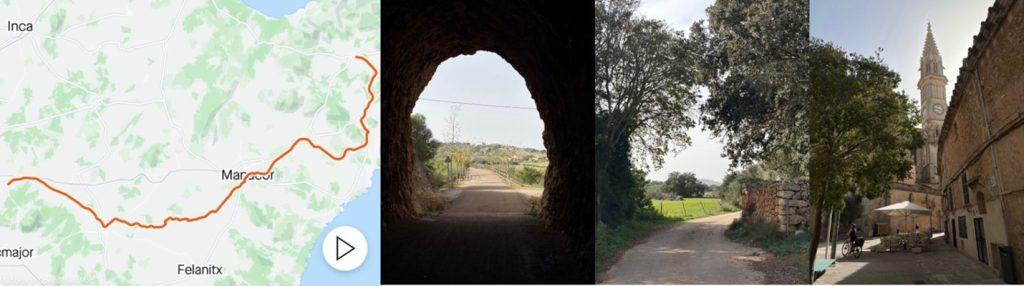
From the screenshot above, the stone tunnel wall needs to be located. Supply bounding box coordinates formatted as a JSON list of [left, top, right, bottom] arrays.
[[382, 1, 594, 261], [742, 182, 810, 231]]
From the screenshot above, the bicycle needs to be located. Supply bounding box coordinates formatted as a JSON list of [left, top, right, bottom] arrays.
[[842, 237, 863, 258]]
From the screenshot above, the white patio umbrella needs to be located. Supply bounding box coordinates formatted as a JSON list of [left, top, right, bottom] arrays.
[[875, 200, 931, 234]]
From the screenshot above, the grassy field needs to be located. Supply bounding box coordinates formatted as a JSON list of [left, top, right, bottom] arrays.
[[653, 198, 736, 220], [597, 198, 737, 272]]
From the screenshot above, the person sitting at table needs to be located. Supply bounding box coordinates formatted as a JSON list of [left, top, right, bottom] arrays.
[[914, 225, 920, 234]]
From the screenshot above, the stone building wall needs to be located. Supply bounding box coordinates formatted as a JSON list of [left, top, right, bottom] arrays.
[[859, 184, 943, 236], [742, 182, 810, 231], [938, 0, 1024, 281]]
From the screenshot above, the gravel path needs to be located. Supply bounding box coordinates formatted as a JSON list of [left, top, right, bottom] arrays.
[[601, 212, 765, 284], [383, 168, 588, 284]]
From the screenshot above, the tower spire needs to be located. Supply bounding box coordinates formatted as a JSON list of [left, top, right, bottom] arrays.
[[920, 23, 943, 76], [923, 23, 939, 57]]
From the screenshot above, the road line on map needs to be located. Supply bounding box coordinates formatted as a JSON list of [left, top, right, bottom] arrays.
[[5, 55, 377, 229]]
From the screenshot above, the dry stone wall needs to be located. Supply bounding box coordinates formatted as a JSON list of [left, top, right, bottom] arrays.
[[742, 182, 810, 231]]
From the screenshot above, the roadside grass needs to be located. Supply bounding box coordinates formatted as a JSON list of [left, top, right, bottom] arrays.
[[597, 198, 738, 272], [526, 196, 541, 217], [596, 212, 676, 271], [725, 219, 809, 256], [413, 190, 450, 216]]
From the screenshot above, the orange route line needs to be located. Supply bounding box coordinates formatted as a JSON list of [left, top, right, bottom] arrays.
[[4, 55, 378, 229]]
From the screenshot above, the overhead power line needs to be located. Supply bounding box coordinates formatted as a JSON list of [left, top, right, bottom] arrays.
[[418, 98, 537, 110]]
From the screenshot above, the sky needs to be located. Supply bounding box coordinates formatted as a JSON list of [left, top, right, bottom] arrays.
[[636, 0, 731, 183], [811, 0, 994, 106], [641, 0, 995, 183], [410, 0, 996, 182], [411, 52, 545, 150]]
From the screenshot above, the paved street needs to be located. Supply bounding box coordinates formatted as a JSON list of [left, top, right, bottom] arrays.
[[815, 235, 1003, 284]]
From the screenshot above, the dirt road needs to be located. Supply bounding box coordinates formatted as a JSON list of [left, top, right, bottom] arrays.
[[601, 212, 765, 284], [382, 168, 588, 284]]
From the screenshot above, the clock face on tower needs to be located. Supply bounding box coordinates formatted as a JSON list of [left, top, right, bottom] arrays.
[[932, 104, 944, 115]]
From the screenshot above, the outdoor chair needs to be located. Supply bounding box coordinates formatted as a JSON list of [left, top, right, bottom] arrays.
[[878, 236, 900, 252], [908, 233, 929, 252]]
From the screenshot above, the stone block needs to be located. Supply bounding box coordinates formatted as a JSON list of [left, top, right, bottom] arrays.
[[778, 190, 795, 199]]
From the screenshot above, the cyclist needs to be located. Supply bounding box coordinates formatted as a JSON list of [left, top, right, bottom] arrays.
[[847, 224, 859, 245]]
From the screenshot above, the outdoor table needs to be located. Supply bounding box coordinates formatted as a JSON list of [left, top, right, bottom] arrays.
[[907, 233, 929, 251], [880, 236, 899, 252]]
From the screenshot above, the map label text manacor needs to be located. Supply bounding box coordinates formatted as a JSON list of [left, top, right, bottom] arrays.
[[0, 247, 34, 260], [221, 169, 275, 181], [177, 264, 224, 275]]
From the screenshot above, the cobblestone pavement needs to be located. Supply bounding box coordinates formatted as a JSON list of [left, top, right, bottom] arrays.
[[815, 236, 1003, 284]]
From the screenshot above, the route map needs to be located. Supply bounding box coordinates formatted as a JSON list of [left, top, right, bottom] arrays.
[[0, 0, 380, 284]]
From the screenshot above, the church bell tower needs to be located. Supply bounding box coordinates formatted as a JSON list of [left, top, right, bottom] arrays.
[[917, 23, 947, 185]]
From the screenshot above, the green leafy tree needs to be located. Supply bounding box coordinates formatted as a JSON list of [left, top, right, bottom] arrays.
[[690, 0, 810, 176], [664, 172, 709, 198], [839, 193, 864, 227], [806, 40, 922, 281], [410, 113, 440, 162], [595, 0, 699, 225], [718, 163, 780, 207]]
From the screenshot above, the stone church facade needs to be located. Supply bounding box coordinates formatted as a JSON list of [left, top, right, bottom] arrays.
[[938, 0, 1024, 281], [856, 24, 946, 237]]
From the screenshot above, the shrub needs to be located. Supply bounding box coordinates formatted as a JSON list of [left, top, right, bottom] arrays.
[[527, 196, 541, 216], [742, 201, 757, 218], [721, 203, 738, 212], [413, 190, 449, 215], [726, 219, 809, 257], [515, 166, 544, 185]]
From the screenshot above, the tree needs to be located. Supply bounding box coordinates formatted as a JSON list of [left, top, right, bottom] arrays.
[[717, 163, 781, 207], [805, 40, 922, 281], [595, 0, 699, 225], [410, 113, 440, 162], [664, 172, 709, 198], [691, 0, 810, 176], [839, 193, 864, 227], [444, 106, 461, 144], [643, 180, 672, 200]]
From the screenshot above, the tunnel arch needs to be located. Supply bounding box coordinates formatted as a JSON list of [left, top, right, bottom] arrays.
[[382, 0, 594, 256]]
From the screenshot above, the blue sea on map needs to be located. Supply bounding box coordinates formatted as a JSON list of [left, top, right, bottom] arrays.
[[299, 169, 380, 284], [238, 0, 379, 283], [241, 0, 312, 18]]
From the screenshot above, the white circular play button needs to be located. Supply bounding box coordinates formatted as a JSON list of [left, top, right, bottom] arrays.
[[321, 226, 368, 271]]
